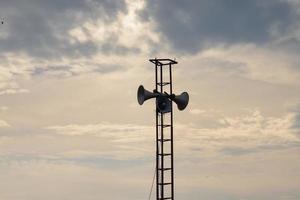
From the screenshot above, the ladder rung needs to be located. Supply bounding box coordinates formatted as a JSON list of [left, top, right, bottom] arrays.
[[158, 139, 171, 142], [157, 82, 170, 86], [158, 124, 171, 128], [158, 168, 172, 171], [158, 153, 171, 156], [158, 183, 170, 186], [158, 197, 172, 200]]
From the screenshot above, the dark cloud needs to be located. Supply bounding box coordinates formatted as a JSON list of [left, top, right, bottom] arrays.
[[100, 42, 141, 55], [31, 63, 123, 77], [291, 105, 300, 133], [220, 143, 300, 156], [0, 0, 128, 58], [271, 37, 300, 58], [140, 0, 297, 53], [294, 115, 300, 130]]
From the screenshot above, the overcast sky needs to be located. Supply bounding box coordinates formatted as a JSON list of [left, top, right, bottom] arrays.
[[1, 0, 300, 200]]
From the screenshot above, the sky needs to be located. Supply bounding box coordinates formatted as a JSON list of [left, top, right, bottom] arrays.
[[1, 0, 300, 199]]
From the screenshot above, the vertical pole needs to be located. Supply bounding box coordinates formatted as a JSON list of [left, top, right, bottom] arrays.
[[169, 63, 174, 200], [160, 64, 164, 199], [155, 62, 159, 200]]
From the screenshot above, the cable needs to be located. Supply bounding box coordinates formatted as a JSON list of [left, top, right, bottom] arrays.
[[148, 165, 156, 200]]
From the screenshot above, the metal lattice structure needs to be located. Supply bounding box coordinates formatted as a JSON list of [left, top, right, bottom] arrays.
[[150, 58, 177, 200], [138, 58, 189, 200]]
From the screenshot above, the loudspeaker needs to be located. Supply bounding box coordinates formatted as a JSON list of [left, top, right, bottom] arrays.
[[172, 92, 189, 110], [156, 95, 171, 113], [137, 85, 159, 105], [138, 85, 189, 111]]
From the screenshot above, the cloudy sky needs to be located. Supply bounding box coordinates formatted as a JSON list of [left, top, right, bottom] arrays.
[[1, 0, 300, 199]]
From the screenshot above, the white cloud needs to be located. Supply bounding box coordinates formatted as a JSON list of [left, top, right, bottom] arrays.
[[0, 119, 10, 127], [179, 43, 300, 87], [46, 122, 151, 137], [0, 88, 29, 95], [42, 109, 300, 161], [45, 122, 154, 159], [189, 108, 221, 116], [0, 106, 8, 111], [0, 53, 35, 95], [1, 109, 299, 200], [68, 0, 160, 54], [177, 109, 299, 158], [190, 109, 206, 115]]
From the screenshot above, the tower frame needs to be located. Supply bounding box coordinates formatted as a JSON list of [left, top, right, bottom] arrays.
[[150, 58, 177, 200]]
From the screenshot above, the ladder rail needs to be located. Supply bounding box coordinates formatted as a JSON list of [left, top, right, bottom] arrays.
[[154, 58, 176, 200]]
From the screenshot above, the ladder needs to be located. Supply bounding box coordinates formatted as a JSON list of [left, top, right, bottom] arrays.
[[150, 58, 177, 200]]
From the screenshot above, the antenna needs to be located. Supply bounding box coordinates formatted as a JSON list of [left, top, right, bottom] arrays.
[[137, 58, 189, 200]]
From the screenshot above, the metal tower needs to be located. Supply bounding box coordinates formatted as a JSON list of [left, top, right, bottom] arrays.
[[137, 58, 189, 200], [152, 58, 176, 200]]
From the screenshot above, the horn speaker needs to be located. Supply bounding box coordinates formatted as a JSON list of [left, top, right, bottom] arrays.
[[137, 85, 189, 111], [156, 95, 171, 113], [172, 92, 189, 111], [137, 85, 158, 105]]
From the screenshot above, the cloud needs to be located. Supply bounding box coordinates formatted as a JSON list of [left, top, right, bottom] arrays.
[[0, 88, 29, 95], [1, 1, 300, 199], [0, 159, 153, 200], [0, 0, 160, 59], [189, 108, 221, 116], [45, 122, 155, 159], [42, 109, 300, 160], [180, 44, 300, 86], [0, 106, 8, 111], [67, 0, 160, 54], [46, 122, 151, 137], [1, 110, 299, 199], [190, 109, 206, 115], [291, 104, 300, 133], [0, 0, 159, 94], [0, 0, 129, 58], [0, 119, 10, 127], [177, 109, 300, 157], [0, 52, 126, 95], [140, 0, 298, 53], [31, 63, 123, 77]]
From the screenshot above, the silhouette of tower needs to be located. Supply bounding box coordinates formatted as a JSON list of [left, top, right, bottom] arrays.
[[137, 58, 189, 200]]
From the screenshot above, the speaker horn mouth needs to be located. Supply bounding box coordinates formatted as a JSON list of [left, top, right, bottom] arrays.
[[137, 85, 160, 105], [174, 92, 189, 110], [137, 85, 145, 105]]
